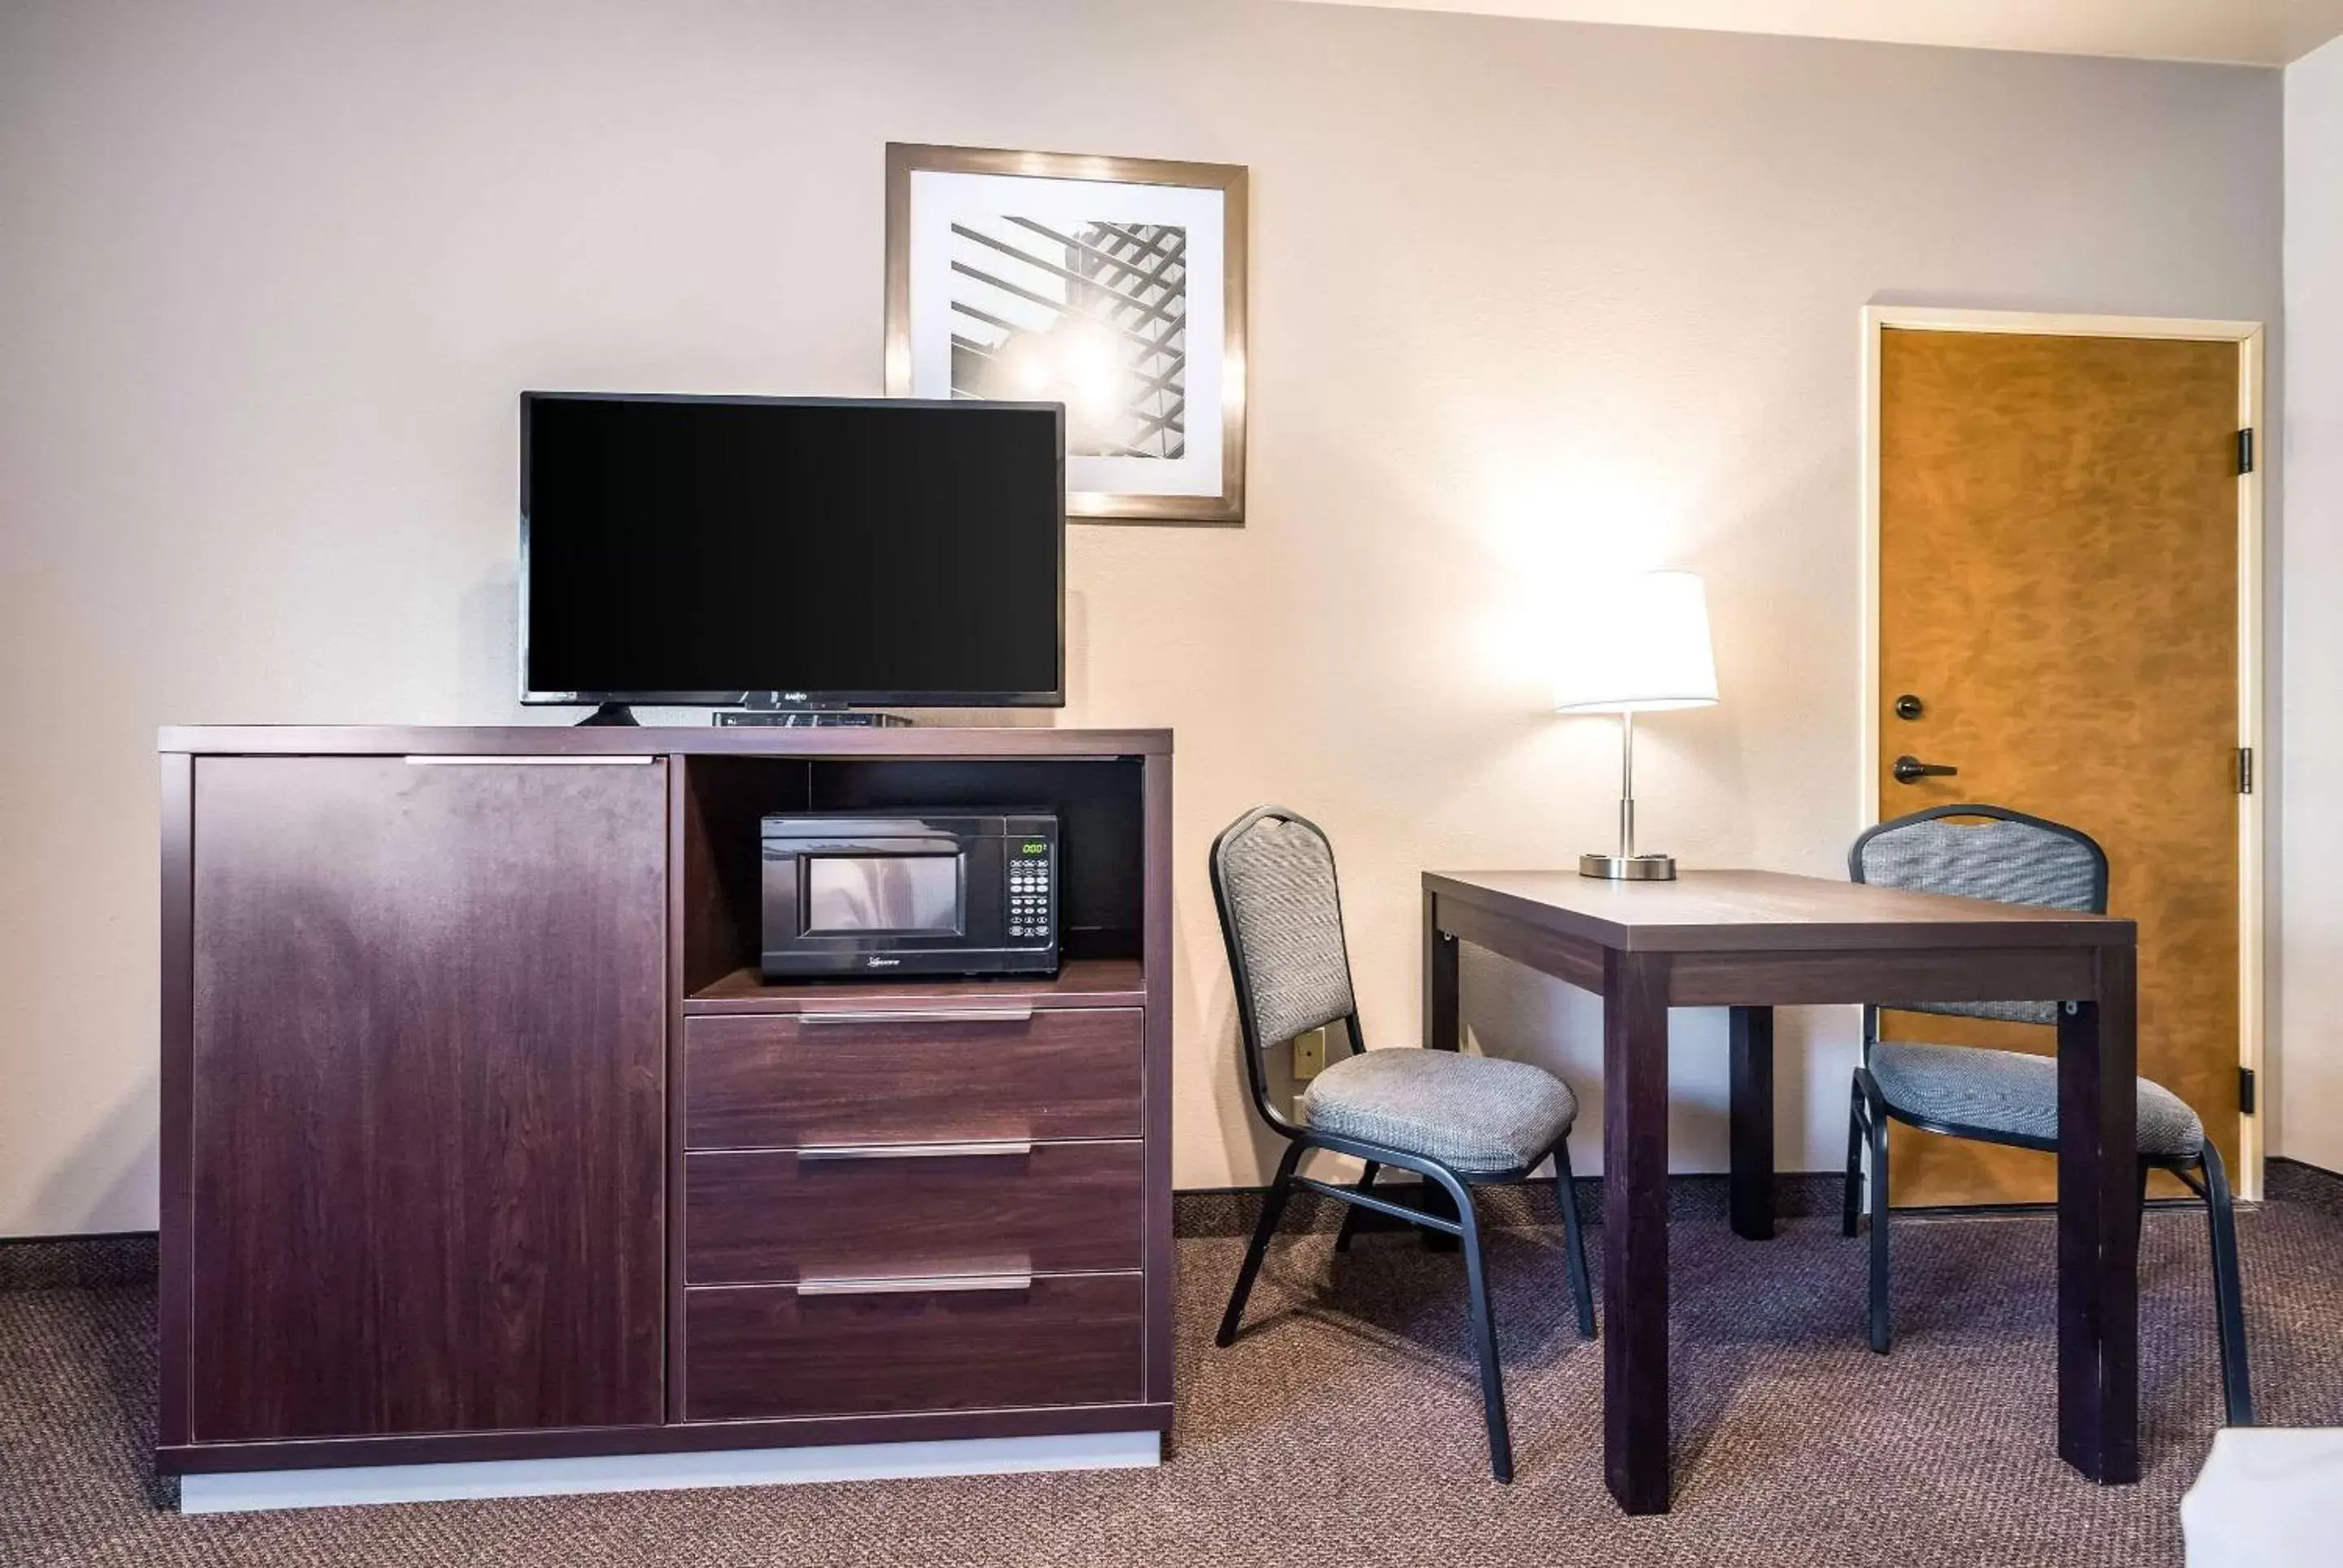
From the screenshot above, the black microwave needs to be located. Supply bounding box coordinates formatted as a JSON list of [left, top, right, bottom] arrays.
[[760, 810, 1060, 979]]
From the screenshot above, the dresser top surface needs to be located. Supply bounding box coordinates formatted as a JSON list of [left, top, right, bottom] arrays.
[[160, 725, 1171, 758]]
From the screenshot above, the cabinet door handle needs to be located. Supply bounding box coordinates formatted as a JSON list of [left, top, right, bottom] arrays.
[[797, 1141, 1034, 1162], [795, 1007, 1036, 1026], [796, 1272, 1034, 1297]]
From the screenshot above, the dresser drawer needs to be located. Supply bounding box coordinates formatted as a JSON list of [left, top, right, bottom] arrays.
[[686, 1141, 1143, 1285], [684, 1007, 1143, 1149], [684, 1273, 1144, 1421]]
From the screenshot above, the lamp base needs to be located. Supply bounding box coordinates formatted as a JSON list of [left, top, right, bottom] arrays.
[[1580, 852, 1678, 881]]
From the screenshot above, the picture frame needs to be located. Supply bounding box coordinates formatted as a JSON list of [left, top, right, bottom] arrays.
[[885, 142, 1248, 526]]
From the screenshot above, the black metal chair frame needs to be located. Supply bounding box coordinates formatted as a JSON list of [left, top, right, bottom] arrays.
[[1208, 806, 1595, 1484], [1842, 802, 2252, 1425]]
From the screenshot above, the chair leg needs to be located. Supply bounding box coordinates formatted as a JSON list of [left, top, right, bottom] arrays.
[[2134, 1156, 2151, 1256], [1217, 1142, 1305, 1348], [1332, 1161, 1380, 1255], [1861, 1070, 1892, 1354], [2196, 1141, 2254, 1426], [1842, 1077, 1866, 1239], [1442, 1169, 1515, 1484], [1554, 1142, 1596, 1339]]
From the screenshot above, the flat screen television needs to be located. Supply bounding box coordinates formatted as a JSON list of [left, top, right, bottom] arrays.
[[520, 393, 1065, 712]]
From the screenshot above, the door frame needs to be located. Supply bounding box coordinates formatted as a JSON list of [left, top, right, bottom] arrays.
[[1858, 305, 2267, 1199]]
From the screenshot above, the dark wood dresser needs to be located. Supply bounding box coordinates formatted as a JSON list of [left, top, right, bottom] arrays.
[[156, 726, 1172, 1478]]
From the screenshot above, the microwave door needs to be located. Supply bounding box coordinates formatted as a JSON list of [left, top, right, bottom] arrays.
[[802, 851, 965, 937], [791, 836, 1009, 951], [763, 833, 964, 954]]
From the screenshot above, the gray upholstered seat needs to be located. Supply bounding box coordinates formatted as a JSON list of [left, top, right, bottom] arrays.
[[1302, 1048, 1578, 1175], [1869, 1040, 2205, 1158]]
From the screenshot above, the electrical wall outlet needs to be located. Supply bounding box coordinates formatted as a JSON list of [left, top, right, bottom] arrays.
[[1292, 1029, 1327, 1081]]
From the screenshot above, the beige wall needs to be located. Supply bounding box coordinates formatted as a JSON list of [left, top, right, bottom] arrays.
[[2278, 35, 2343, 1174], [0, 0, 2282, 1234]]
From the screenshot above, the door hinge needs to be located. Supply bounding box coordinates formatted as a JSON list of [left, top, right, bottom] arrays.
[[2240, 1066, 2258, 1116], [2237, 746, 2253, 795], [2238, 428, 2255, 475]]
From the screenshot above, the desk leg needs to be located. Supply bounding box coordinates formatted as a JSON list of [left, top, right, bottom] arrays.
[[1418, 889, 1462, 1248], [1423, 890, 1459, 1053], [2056, 945, 2140, 1486], [1729, 1007, 1776, 1240], [1604, 948, 1672, 1514]]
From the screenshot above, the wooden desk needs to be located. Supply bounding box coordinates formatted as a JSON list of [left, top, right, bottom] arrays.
[[1421, 869, 2139, 1514]]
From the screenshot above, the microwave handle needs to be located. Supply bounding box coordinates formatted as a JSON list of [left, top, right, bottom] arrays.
[[795, 1007, 1036, 1027]]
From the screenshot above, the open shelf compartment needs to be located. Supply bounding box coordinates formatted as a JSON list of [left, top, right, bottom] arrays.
[[676, 753, 1149, 1010]]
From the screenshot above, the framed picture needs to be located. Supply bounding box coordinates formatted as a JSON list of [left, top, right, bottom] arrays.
[[885, 143, 1248, 526]]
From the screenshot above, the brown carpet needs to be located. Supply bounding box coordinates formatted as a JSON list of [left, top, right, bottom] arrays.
[[7, 1193, 2343, 1568]]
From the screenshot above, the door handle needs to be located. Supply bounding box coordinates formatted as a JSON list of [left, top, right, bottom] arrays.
[[1892, 754, 1960, 785]]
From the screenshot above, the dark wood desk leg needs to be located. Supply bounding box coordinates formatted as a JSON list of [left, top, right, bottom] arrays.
[[1423, 889, 1460, 1053], [1729, 1006, 1776, 1240], [1604, 948, 1672, 1515], [1418, 888, 1463, 1248], [2056, 945, 2140, 1486]]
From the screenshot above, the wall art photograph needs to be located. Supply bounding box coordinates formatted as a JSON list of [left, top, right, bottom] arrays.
[[885, 144, 1248, 524]]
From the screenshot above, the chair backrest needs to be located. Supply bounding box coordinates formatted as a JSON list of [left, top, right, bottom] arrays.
[[1209, 806, 1359, 1056], [1850, 803, 2108, 1025]]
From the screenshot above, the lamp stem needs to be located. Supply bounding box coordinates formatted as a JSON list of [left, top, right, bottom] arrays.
[[1619, 710, 1636, 861], [1579, 705, 1673, 880]]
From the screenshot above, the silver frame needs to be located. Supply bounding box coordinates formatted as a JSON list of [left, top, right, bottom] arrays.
[[884, 142, 1248, 526]]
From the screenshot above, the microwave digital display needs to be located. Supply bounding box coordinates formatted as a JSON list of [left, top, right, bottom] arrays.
[[804, 854, 960, 934]]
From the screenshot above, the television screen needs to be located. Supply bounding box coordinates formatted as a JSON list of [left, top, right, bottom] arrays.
[[521, 394, 1064, 706]]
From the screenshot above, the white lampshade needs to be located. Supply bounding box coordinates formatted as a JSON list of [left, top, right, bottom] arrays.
[[1552, 570, 1720, 714]]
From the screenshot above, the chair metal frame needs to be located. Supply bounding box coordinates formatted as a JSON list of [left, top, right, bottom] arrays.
[[1842, 802, 2252, 1425], [1208, 805, 1595, 1483]]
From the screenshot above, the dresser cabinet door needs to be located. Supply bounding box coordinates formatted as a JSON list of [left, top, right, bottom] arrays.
[[187, 756, 667, 1441]]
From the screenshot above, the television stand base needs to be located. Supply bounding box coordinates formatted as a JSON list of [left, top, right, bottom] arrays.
[[575, 703, 640, 727], [714, 710, 913, 728]]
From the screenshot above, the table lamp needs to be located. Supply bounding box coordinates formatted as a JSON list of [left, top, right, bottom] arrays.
[[1552, 570, 1718, 880]]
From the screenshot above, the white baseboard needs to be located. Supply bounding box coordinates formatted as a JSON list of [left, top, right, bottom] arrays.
[[177, 1430, 1162, 1515]]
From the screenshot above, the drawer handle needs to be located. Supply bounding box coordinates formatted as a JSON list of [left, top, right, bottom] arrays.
[[796, 1007, 1036, 1026], [403, 755, 655, 766], [798, 1141, 1035, 1162], [796, 1272, 1034, 1297]]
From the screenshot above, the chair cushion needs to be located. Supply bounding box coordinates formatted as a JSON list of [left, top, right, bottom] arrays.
[[1301, 1048, 1577, 1174], [1869, 1040, 2205, 1159]]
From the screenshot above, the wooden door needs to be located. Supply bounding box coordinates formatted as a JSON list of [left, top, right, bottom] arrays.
[[1876, 327, 2244, 1206], [188, 755, 668, 1439]]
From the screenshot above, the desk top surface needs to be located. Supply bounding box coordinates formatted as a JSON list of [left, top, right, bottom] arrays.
[[1424, 867, 2133, 953]]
